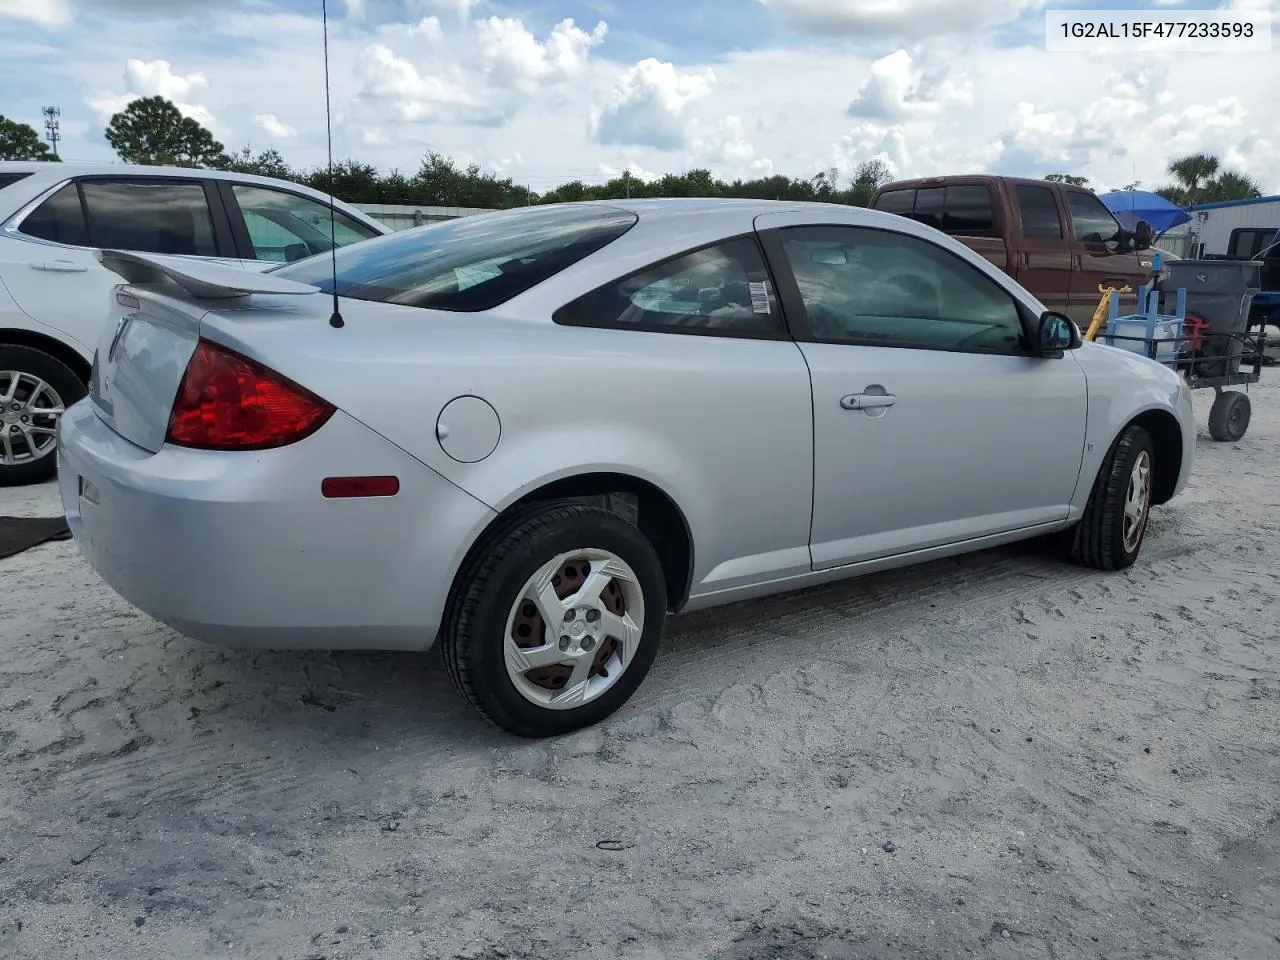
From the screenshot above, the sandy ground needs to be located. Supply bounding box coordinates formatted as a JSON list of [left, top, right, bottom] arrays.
[[1, 381, 1278, 960]]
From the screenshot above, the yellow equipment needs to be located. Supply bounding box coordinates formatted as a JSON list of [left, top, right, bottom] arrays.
[[1084, 283, 1133, 342]]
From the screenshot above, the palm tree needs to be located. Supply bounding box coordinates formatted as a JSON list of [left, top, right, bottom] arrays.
[[1165, 153, 1219, 206], [1201, 170, 1262, 203]]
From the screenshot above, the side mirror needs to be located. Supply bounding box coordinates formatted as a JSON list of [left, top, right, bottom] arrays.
[[1037, 311, 1081, 355], [1134, 220, 1154, 251]]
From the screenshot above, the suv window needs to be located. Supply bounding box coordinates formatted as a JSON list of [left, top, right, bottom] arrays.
[[1016, 185, 1063, 239], [231, 184, 380, 262], [1065, 191, 1121, 244], [0, 172, 33, 191], [874, 185, 996, 237], [873, 189, 914, 217], [18, 182, 90, 246], [554, 236, 781, 338], [778, 224, 1024, 354], [275, 205, 637, 312], [1228, 228, 1274, 260], [78, 180, 219, 256]]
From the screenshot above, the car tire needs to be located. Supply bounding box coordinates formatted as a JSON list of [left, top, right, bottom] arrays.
[[1068, 424, 1155, 572], [0, 345, 86, 488], [441, 501, 668, 738], [1208, 390, 1250, 443]]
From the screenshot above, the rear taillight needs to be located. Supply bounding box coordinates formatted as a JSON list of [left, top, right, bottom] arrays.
[[166, 339, 335, 450]]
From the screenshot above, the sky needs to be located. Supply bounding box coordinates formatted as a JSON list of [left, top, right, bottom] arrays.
[[1, 0, 1277, 194]]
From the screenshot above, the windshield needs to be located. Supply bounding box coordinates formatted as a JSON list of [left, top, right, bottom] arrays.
[[273, 204, 638, 312]]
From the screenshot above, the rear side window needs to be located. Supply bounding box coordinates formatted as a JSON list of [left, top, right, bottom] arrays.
[[873, 190, 915, 217], [942, 186, 995, 235], [1016, 185, 1064, 239], [0, 172, 33, 191], [553, 235, 782, 339], [275, 205, 638, 313], [18, 182, 90, 246], [80, 180, 219, 257]]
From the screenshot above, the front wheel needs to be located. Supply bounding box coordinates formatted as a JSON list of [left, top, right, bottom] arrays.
[[441, 502, 668, 738], [0, 346, 86, 487], [1068, 424, 1155, 571]]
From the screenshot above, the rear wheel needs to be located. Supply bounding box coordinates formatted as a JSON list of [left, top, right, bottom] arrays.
[[1068, 424, 1155, 571], [0, 346, 85, 487], [442, 502, 667, 738], [1208, 390, 1250, 443]]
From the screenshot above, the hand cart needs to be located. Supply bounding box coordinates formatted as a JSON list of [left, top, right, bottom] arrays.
[[1097, 259, 1265, 443]]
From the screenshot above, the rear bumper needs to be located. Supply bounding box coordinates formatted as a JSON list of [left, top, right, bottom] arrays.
[[57, 401, 495, 651]]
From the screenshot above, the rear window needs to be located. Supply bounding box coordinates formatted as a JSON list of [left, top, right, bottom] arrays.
[[0, 172, 33, 191], [274, 205, 639, 313]]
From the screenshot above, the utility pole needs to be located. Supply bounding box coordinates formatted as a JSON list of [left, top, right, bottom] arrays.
[[42, 106, 60, 157]]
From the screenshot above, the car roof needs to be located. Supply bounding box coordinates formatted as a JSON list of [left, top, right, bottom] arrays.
[[0, 160, 389, 231]]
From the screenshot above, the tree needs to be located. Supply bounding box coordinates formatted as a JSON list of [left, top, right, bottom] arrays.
[[1045, 173, 1090, 186], [1156, 152, 1261, 207], [105, 96, 227, 167], [218, 145, 295, 180], [0, 115, 59, 161]]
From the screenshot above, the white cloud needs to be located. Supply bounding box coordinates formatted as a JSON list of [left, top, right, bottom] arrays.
[[591, 58, 715, 149], [344, 0, 365, 20], [0, 0, 72, 27], [690, 116, 774, 178], [756, 0, 1045, 38], [84, 59, 215, 126], [253, 113, 297, 139], [847, 48, 972, 120], [410, 0, 475, 20], [475, 17, 607, 91], [356, 43, 494, 123], [597, 161, 661, 184]]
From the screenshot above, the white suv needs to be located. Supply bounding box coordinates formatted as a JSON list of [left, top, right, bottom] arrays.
[[0, 162, 390, 485]]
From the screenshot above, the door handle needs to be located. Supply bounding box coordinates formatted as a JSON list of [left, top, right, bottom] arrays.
[[840, 393, 897, 411], [33, 260, 89, 273]]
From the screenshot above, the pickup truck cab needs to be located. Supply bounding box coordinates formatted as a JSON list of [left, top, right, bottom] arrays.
[[871, 176, 1157, 325]]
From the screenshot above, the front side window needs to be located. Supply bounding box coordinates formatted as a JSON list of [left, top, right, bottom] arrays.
[[1065, 190, 1121, 244], [231, 184, 379, 262], [274, 205, 637, 313], [78, 179, 219, 257], [1017, 185, 1064, 239], [554, 236, 781, 338], [18, 182, 89, 246], [778, 224, 1024, 354]]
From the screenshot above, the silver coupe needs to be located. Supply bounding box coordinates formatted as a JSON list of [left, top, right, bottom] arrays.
[[57, 199, 1196, 737]]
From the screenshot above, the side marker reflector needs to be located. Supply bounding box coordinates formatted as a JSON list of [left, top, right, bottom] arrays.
[[321, 476, 400, 498]]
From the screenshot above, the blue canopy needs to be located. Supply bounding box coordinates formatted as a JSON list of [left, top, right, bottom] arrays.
[[1099, 189, 1192, 235]]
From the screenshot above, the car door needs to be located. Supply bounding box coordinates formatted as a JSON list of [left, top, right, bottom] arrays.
[[1010, 182, 1073, 315], [1064, 188, 1152, 325], [217, 181, 383, 269], [755, 212, 1088, 570], [0, 175, 239, 355]]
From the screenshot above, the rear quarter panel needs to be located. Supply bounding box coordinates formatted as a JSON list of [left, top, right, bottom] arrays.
[[200, 302, 819, 599]]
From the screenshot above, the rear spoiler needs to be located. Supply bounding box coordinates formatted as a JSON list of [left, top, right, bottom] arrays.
[[98, 250, 319, 300]]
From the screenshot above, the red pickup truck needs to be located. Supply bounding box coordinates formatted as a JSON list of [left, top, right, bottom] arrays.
[[870, 175, 1157, 325]]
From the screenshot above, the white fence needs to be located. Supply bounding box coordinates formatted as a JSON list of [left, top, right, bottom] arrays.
[[350, 203, 495, 232]]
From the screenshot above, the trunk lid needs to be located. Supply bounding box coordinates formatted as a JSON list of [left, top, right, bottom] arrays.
[[91, 250, 319, 452]]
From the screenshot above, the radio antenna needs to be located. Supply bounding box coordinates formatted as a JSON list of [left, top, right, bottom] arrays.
[[322, 0, 344, 329]]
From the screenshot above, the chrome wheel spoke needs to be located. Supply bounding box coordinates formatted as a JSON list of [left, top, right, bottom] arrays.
[[504, 635, 569, 674], [0, 375, 20, 405], [0, 431, 13, 465], [571, 557, 632, 608], [552, 655, 596, 707], [599, 611, 641, 667]]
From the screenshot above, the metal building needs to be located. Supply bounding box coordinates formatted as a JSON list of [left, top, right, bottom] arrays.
[[1160, 195, 1280, 258]]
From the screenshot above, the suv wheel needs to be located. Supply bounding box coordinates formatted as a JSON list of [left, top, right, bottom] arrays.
[[0, 346, 85, 487]]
